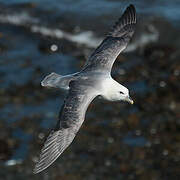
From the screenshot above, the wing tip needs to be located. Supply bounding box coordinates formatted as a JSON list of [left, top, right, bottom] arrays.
[[128, 4, 135, 10], [33, 166, 43, 174], [33, 128, 76, 174], [108, 4, 136, 37], [126, 4, 136, 23], [33, 157, 57, 174], [33, 130, 61, 174]]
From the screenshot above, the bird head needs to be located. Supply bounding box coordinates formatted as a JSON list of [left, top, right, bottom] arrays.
[[116, 84, 134, 104]]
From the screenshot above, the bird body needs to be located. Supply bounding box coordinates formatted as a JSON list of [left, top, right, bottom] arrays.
[[34, 4, 136, 174], [42, 69, 129, 101]]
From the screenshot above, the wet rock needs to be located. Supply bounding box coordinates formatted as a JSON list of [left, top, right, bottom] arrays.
[[143, 45, 175, 61], [0, 140, 12, 161], [0, 43, 8, 53]]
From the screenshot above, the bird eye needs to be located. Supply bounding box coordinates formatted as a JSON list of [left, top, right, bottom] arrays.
[[119, 91, 124, 95]]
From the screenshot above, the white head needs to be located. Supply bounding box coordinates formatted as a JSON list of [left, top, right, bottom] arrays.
[[116, 83, 133, 104], [102, 79, 133, 104]]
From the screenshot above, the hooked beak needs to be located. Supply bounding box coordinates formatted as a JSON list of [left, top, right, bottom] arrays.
[[125, 96, 134, 105]]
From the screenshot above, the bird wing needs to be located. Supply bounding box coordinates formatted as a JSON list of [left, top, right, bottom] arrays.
[[82, 4, 136, 73], [33, 80, 98, 174]]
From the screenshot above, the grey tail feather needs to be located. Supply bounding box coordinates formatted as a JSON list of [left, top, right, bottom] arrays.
[[41, 72, 75, 90]]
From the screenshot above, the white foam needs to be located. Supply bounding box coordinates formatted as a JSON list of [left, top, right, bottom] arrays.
[[0, 12, 38, 25], [0, 12, 102, 48], [125, 24, 159, 52], [0, 13, 159, 51], [5, 159, 22, 166], [31, 25, 102, 48]]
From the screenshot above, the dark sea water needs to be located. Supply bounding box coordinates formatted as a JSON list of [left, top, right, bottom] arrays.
[[0, 0, 180, 179]]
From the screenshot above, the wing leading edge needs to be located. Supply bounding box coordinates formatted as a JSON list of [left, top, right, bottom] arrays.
[[82, 4, 136, 73]]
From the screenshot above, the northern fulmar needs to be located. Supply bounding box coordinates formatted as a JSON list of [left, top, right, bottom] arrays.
[[34, 4, 136, 174]]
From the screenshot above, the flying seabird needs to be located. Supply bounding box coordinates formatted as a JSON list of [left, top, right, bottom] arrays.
[[34, 4, 136, 174]]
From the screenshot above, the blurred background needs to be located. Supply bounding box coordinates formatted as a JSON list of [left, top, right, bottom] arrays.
[[0, 0, 180, 179]]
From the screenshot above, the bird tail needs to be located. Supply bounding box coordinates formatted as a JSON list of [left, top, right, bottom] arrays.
[[41, 72, 76, 90]]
